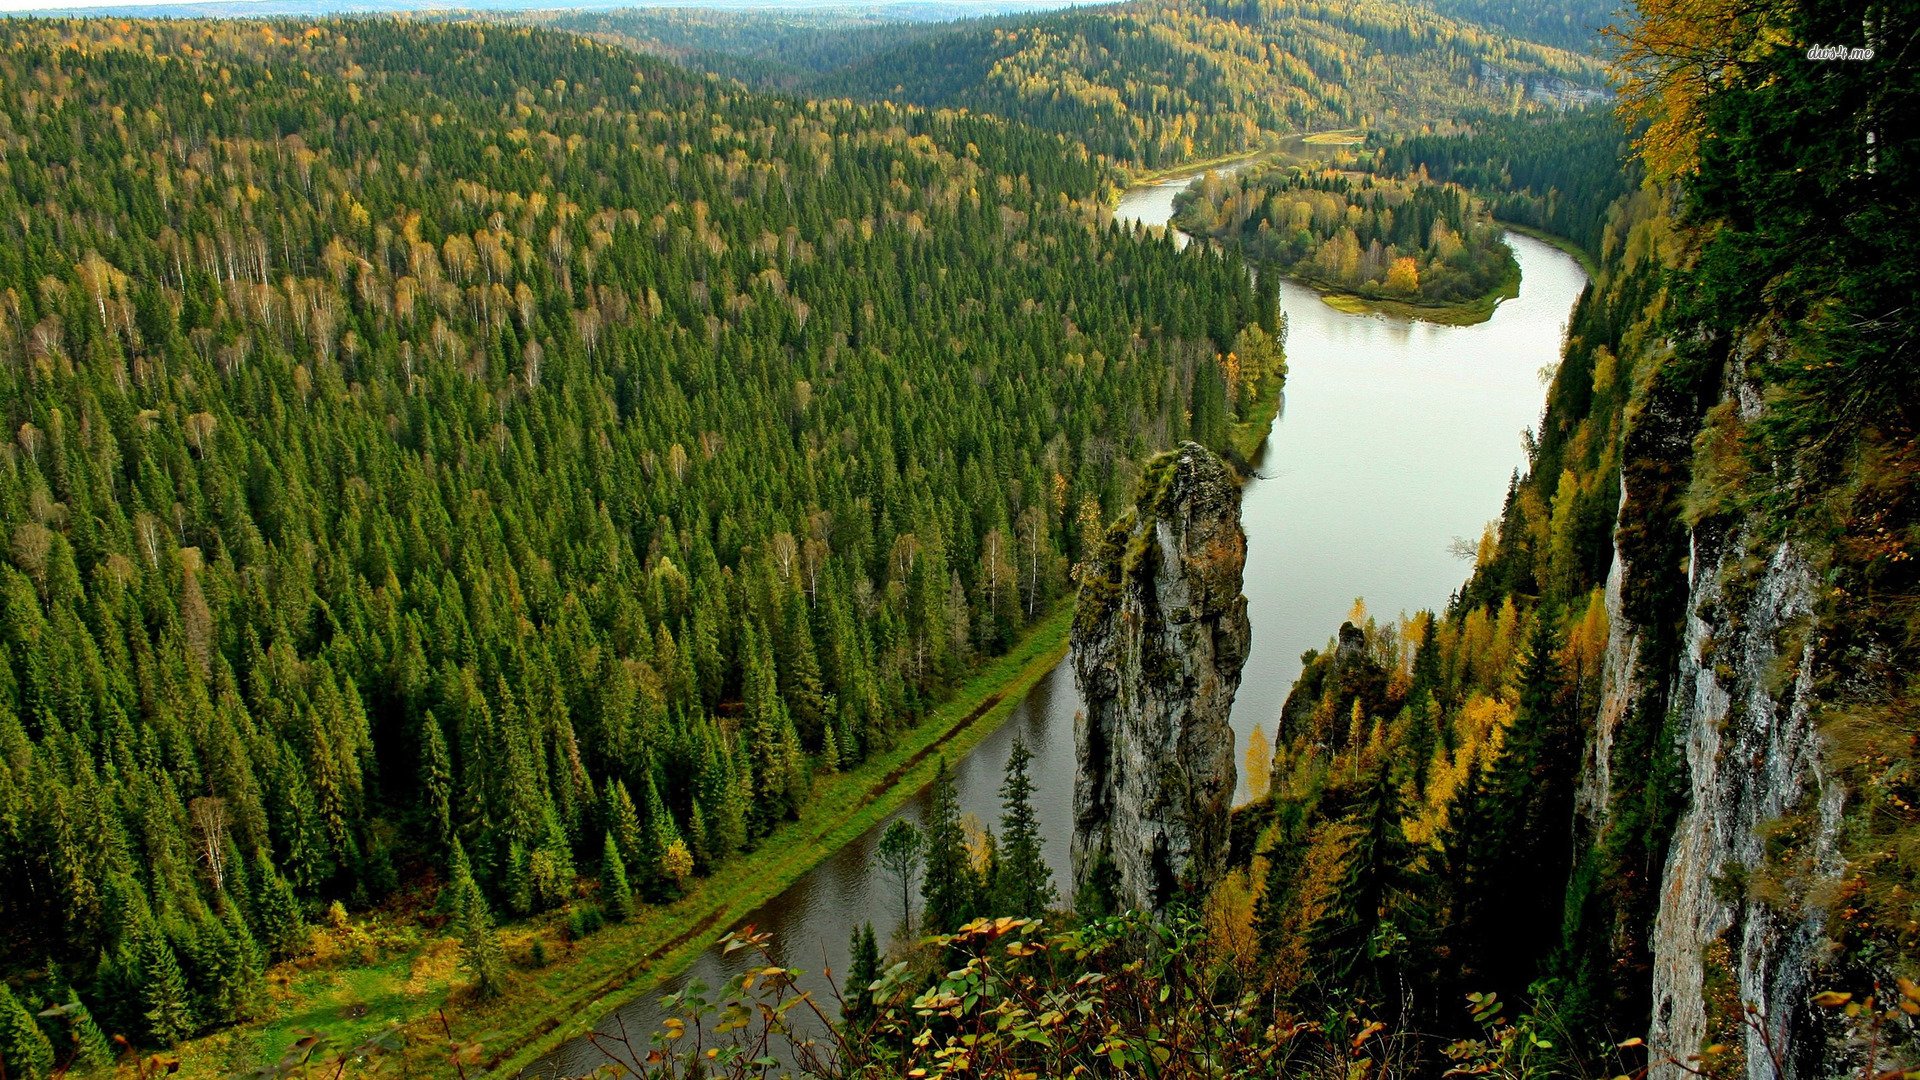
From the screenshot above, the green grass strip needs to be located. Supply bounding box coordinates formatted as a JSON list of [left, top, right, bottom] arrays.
[[479, 607, 1073, 1077]]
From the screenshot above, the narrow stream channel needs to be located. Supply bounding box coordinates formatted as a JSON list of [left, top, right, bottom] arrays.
[[526, 168, 1591, 1079]]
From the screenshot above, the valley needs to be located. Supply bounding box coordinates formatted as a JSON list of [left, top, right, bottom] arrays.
[[0, 0, 1911, 1078]]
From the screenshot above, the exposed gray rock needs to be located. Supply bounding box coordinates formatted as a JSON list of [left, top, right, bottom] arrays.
[[1070, 441, 1250, 915], [1621, 352, 1845, 1080]]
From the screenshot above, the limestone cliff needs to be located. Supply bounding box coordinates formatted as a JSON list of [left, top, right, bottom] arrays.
[[1584, 348, 1850, 1079], [1070, 441, 1250, 915]]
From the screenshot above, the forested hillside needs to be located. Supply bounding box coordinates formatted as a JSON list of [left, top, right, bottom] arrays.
[[1380, 107, 1637, 257], [1174, 166, 1518, 309], [517, 7, 956, 93], [1417, 0, 1619, 51], [0, 15, 1279, 1060], [1227, 0, 1919, 1051], [816, 0, 1920, 1072], [811, 0, 1605, 168]]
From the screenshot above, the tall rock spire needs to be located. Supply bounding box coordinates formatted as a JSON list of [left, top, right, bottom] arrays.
[[1071, 441, 1251, 915]]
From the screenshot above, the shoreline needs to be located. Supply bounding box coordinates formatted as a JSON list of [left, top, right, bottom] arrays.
[[1112, 127, 1365, 193], [485, 611, 1074, 1077], [1496, 219, 1601, 278], [174, 610, 1072, 1078], [1311, 256, 1522, 326], [494, 344, 1291, 1079], [1206, 238, 1524, 327]]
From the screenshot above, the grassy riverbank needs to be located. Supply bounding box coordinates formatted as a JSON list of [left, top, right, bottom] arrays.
[[169, 610, 1073, 1079]]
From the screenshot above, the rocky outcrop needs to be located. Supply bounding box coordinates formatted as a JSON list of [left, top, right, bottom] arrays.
[[1647, 526, 1839, 1080], [1591, 349, 1848, 1080], [1640, 358, 1846, 1079], [1071, 442, 1250, 915]]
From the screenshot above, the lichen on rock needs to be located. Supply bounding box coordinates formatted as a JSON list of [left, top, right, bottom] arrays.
[[1071, 441, 1251, 915]]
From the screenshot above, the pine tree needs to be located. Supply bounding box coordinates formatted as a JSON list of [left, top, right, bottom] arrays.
[[875, 818, 923, 935], [843, 922, 880, 1029], [920, 760, 974, 934], [0, 983, 54, 1080], [530, 809, 576, 912], [250, 852, 307, 959], [134, 918, 196, 1046], [450, 840, 509, 999], [1468, 615, 1576, 999], [601, 830, 634, 921], [419, 711, 455, 857], [605, 780, 650, 892], [642, 773, 688, 898], [59, 989, 114, 1069], [990, 739, 1054, 918]]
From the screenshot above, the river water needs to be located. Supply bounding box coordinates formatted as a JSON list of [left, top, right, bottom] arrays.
[[526, 169, 1590, 1078]]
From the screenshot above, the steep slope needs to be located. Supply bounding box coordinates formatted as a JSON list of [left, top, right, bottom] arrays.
[[1243, 0, 1918, 1069]]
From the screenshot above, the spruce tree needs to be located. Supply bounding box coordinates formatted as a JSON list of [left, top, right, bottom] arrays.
[[919, 760, 974, 934], [605, 780, 651, 894], [1472, 615, 1576, 999], [601, 831, 634, 921], [642, 773, 688, 898], [990, 739, 1054, 918], [875, 819, 923, 935], [134, 918, 196, 1046], [0, 983, 54, 1080], [61, 989, 114, 1068], [250, 852, 307, 959], [843, 922, 880, 1029], [419, 711, 455, 857], [450, 841, 509, 999]]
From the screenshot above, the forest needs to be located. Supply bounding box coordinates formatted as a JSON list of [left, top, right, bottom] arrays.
[[0, 0, 1911, 1071], [832, 0, 1918, 1072], [515, 0, 1607, 170], [1174, 166, 1519, 308], [1377, 106, 1638, 258], [0, 14, 1282, 1069]]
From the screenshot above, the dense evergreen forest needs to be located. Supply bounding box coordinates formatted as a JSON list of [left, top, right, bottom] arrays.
[[0, 15, 1284, 1062], [518, 7, 958, 93], [1379, 107, 1638, 257], [0, 0, 1909, 1071], [1174, 166, 1518, 307], [1417, 0, 1620, 51]]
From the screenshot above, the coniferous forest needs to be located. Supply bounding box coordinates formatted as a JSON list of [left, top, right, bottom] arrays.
[[0, 14, 1279, 1062], [0, 0, 1914, 1075]]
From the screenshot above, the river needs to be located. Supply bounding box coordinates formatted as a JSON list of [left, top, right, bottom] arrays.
[[525, 168, 1591, 1078]]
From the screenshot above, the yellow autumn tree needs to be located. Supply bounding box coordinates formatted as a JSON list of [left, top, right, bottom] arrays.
[[1609, 0, 1794, 179], [1384, 255, 1420, 295], [1244, 725, 1272, 802]]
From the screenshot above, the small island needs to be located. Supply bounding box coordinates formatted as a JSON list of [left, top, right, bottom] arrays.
[[1174, 165, 1520, 324]]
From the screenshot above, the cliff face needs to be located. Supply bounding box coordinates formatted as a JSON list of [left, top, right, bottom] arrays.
[[1071, 442, 1250, 914], [1586, 350, 1848, 1078]]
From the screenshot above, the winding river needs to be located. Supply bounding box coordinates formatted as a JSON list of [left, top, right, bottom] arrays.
[[526, 168, 1591, 1078]]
